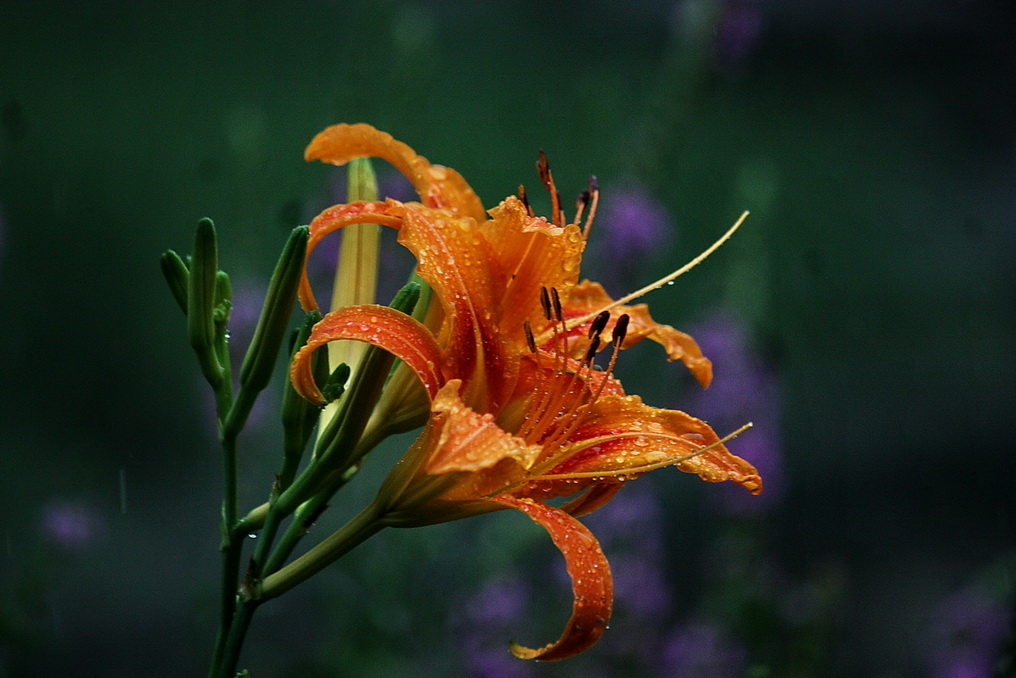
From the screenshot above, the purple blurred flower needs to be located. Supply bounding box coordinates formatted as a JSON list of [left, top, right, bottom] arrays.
[[598, 184, 672, 260], [687, 308, 784, 513], [585, 484, 668, 612], [462, 575, 531, 629], [227, 277, 267, 368], [42, 501, 101, 550], [457, 575, 535, 678], [660, 618, 748, 677], [929, 586, 1010, 678], [587, 182, 674, 293], [461, 644, 533, 678], [714, 0, 766, 69]]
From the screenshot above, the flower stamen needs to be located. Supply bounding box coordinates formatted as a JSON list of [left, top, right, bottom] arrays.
[[537, 150, 564, 227], [518, 184, 535, 217], [520, 288, 577, 443], [526, 423, 755, 484], [581, 176, 599, 240], [566, 210, 749, 333], [538, 313, 627, 455]]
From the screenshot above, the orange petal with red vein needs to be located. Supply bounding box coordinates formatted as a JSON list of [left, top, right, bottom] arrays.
[[395, 202, 517, 410], [478, 197, 586, 343], [558, 483, 624, 519], [563, 281, 713, 387], [491, 495, 613, 661], [300, 200, 406, 311], [290, 305, 444, 406], [426, 381, 542, 475], [538, 393, 762, 495], [305, 123, 486, 222]]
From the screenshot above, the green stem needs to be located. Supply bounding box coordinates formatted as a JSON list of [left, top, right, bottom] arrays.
[[259, 502, 385, 602], [212, 598, 259, 678], [260, 485, 333, 576], [208, 383, 258, 678]]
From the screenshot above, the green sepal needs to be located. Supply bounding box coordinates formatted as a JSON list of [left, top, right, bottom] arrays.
[[213, 271, 232, 378], [279, 311, 324, 488], [213, 271, 232, 324], [159, 249, 189, 314], [273, 282, 421, 514], [187, 217, 225, 386], [409, 274, 432, 323], [238, 225, 309, 393], [281, 312, 324, 433], [321, 363, 351, 404]]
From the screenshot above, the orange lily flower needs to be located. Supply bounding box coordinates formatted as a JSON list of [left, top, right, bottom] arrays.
[[292, 124, 762, 661]]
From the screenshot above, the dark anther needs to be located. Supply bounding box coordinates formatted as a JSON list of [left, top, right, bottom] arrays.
[[612, 313, 630, 347], [588, 310, 611, 339], [550, 287, 563, 322], [524, 321, 537, 353], [540, 287, 552, 320], [588, 175, 599, 194], [576, 189, 590, 210]]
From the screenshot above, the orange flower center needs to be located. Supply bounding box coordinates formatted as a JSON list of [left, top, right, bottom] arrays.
[[511, 287, 629, 475]]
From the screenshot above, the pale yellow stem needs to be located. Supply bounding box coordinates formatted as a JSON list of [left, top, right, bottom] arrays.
[[320, 158, 380, 433]]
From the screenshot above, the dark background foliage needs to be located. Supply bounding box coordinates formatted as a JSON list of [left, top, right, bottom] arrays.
[[1, 1, 1013, 676]]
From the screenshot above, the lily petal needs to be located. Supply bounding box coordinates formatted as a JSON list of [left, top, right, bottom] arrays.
[[523, 393, 762, 498], [563, 281, 713, 387], [426, 381, 542, 475], [290, 305, 444, 406], [305, 123, 486, 222], [396, 203, 516, 410], [492, 495, 613, 662], [300, 200, 406, 311], [478, 197, 586, 343], [559, 483, 623, 518]]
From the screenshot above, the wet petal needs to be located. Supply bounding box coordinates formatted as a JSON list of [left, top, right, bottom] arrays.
[[479, 197, 586, 342], [305, 123, 486, 222], [558, 483, 624, 518], [491, 495, 613, 661], [290, 304, 444, 406], [426, 381, 542, 475], [526, 393, 762, 496], [396, 203, 516, 410], [564, 281, 713, 387], [300, 200, 405, 311]]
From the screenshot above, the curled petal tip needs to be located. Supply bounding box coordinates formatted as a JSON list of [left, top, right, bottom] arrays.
[[740, 474, 764, 495], [493, 496, 612, 661]]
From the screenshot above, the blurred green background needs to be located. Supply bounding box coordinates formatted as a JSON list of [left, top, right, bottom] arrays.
[[1, 1, 1013, 676]]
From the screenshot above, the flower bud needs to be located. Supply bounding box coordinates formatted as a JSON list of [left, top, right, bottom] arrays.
[[159, 249, 189, 314], [239, 225, 309, 393], [187, 217, 225, 385]]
